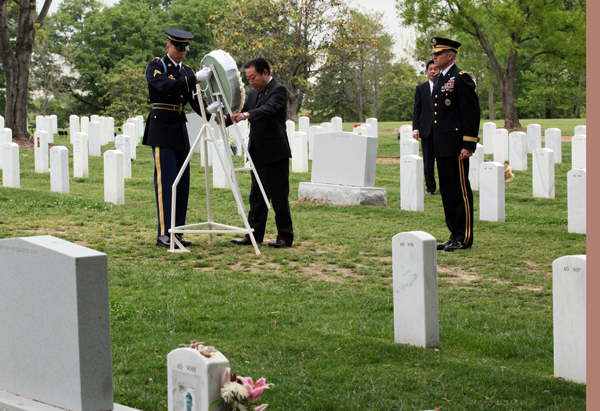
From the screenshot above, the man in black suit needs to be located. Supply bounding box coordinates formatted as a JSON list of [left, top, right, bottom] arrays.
[[412, 60, 439, 195], [227, 58, 294, 248], [430, 37, 480, 252], [143, 29, 207, 248]]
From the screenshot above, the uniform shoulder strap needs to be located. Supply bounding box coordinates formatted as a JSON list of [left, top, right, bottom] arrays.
[[145, 57, 168, 83]]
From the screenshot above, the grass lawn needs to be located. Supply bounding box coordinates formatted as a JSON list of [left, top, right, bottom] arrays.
[[0, 119, 586, 410]]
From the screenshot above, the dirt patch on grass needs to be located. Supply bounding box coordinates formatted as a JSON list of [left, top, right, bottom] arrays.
[[377, 157, 400, 164], [14, 138, 73, 152], [438, 265, 544, 291]]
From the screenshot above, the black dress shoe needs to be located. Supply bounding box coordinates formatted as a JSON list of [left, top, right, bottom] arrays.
[[436, 239, 452, 250], [157, 235, 172, 248], [175, 234, 192, 247], [268, 239, 292, 248], [231, 236, 254, 246], [425, 191, 435, 195], [444, 240, 471, 252]]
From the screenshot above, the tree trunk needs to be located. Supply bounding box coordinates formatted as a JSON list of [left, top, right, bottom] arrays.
[[0, 0, 53, 140], [487, 63, 495, 120]]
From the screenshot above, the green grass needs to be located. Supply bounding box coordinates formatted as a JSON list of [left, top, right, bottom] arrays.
[[0, 120, 586, 410]]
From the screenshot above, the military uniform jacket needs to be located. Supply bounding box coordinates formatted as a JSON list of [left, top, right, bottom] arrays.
[[142, 55, 202, 150], [231, 78, 291, 165], [432, 64, 480, 158]]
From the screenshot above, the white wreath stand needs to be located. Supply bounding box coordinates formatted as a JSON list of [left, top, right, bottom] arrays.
[[167, 65, 270, 255]]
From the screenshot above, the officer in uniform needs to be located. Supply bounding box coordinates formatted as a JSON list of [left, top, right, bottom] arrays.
[[430, 37, 481, 251], [143, 29, 207, 248]]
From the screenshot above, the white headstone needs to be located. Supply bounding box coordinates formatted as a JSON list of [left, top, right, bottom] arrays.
[[308, 125, 323, 160], [544, 128, 562, 163], [299, 116, 310, 136], [107, 117, 115, 142], [311, 131, 377, 187], [135, 115, 144, 142], [553, 255, 586, 384], [90, 114, 99, 123], [34, 130, 49, 173], [568, 169, 586, 234], [115, 135, 132, 179], [400, 155, 424, 212], [509, 131, 527, 171], [37, 115, 53, 144], [479, 161, 505, 222], [50, 114, 58, 137], [0, 128, 12, 169], [321, 122, 333, 134], [80, 116, 89, 135], [400, 139, 419, 158], [35, 115, 44, 131], [167, 347, 230, 411], [0, 114, 3, 129], [527, 123, 542, 153], [493, 128, 508, 164], [359, 123, 371, 137], [212, 139, 231, 189], [469, 144, 485, 191], [400, 124, 412, 141], [482, 122, 496, 154], [50, 146, 70, 194], [123, 122, 138, 159], [69, 115, 80, 144], [2, 142, 20, 188], [291, 131, 309, 173], [331, 117, 343, 133], [73, 132, 89, 178], [392, 231, 438, 348], [98, 117, 108, 146], [571, 135, 586, 170], [104, 150, 124, 205], [88, 121, 102, 157], [366, 118, 378, 137], [286, 119, 295, 145], [574, 125, 586, 136], [533, 148, 555, 198]]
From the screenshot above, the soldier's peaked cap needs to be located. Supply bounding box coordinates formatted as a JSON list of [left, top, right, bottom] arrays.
[[431, 37, 461, 54], [166, 29, 194, 51]]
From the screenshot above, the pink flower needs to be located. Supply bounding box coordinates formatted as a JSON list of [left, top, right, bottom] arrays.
[[237, 376, 273, 402], [221, 368, 231, 388], [255, 405, 269, 411]]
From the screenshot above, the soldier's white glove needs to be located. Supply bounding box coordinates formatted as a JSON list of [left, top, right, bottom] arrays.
[[196, 67, 212, 82], [207, 101, 223, 114]]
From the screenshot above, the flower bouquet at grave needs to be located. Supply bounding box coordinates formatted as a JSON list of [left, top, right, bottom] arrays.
[[210, 367, 273, 411], [395, 128, 401, 139]]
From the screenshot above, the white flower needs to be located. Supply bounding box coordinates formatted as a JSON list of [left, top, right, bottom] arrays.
[[221, 382, 249, 403]]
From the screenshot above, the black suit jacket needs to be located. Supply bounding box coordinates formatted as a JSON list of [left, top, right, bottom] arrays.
[[432, 64, 480, 158], [234, 78, 291, 165], [142, 55, 203, 150], [412, 80, 434, 139]]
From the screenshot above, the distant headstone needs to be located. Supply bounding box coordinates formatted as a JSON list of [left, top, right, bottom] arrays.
[[0, 128, 12, 169], [544, 128, 562, 163], [36, 115, 53, 144], [73, 132, 89, 178], [115, 135, 132, 179], [123, 122, 138, 159], [533, 148, 555, 198], [286, 119, 295, 140], [469, 144, 484, 191], [574, 125, 586, 136], [479, 161, 505, 222], [299, 116, 310, 136], [104, 150, 124, 205], [107, 117, 115, 142], [69, 115, 80, 144], [482, 122, 496, 154], [527, 123, 542, 153], [493, 129, 508, 164], [90, 114, 99, 123], [0, 114, 3, 129], [2, 143, 20, 188], [568, 169, 586, 234], [99, 117, 109, 145], [321, 122, 333, 134], [88, 121, 102, 157], [50, 114, 58, 138], [509, 131, 527, 171], [50, 146, 70, 194], [308, 125, 323, 160], [353, 125, 369, 135], [366, 118, 378, 137], [400, 125, 412, 141], [571, 135, 586, 170], [290, 131, 309, 173], [400, 139, 419, 158], [135, 115, 144, 142], [80, 116, 89, 135], [167, 347, 230, 411], [392, 231, 439, 348], [553, 255, 586, 384], [331, 116, 343, 133], [359, 123, 371, 137], [400, 155, 424, 212], [0, 235, 113, 411], [212, 139, 231, 189], [34, 130, 49, 173]]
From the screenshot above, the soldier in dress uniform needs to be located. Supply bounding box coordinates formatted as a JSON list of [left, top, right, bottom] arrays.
[[143, 29, 207, 248], [430, 37, 481, 252]]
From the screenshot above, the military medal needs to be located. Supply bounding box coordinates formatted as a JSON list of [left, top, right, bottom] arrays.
[[445, 99, 451, 106]]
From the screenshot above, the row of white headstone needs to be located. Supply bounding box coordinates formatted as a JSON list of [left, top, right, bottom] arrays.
[[391, 230, 586, 384]]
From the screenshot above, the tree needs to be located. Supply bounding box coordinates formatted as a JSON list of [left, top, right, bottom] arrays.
[[210, 0, 349, 121], [397, 0, 586, 129], [377, 61, 421, 121], [0, 0, 53, 139]]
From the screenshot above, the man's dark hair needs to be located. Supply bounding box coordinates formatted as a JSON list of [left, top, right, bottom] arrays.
[[245, 58, 270, 75], [426, 60, 435, 70]]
